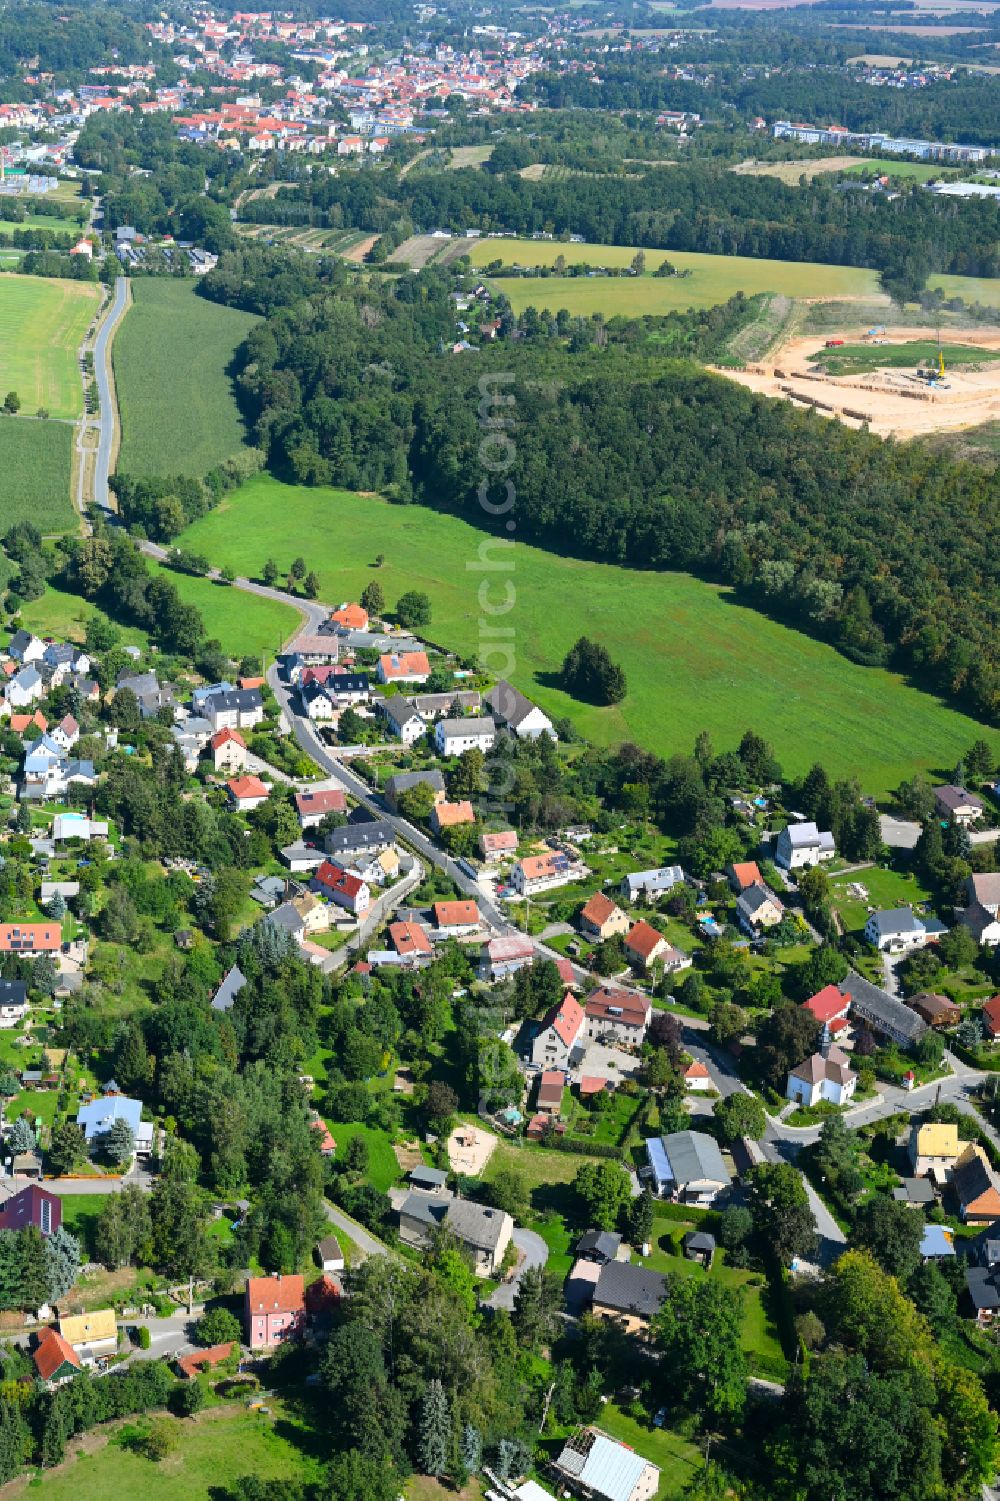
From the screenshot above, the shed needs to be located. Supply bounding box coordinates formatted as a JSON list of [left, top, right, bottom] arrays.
[[682, 1229, 716, 1267]]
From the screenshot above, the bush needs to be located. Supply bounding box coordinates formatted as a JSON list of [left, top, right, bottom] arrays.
[[137, 1325, 151, 1350], [194, 1307, 242, 1347]]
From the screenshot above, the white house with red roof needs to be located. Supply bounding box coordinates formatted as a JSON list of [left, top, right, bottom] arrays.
[[210, 728, 247, 772], [226, 775, 270, 811], [531, 992, 585, 1069], [377, 651, 430, 684], [313, 860, 369, 916], [624, 920, 669, 972], [432, 900, 481, 935], [295, 786, 347, 829], [683, 1061, 712, 1092]]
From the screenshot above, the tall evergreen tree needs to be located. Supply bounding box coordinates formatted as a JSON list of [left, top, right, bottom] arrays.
[[417, 1379, 451, 1478]]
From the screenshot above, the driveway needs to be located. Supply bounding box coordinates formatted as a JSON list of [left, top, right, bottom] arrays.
[[488, 1228, 548, 1310]]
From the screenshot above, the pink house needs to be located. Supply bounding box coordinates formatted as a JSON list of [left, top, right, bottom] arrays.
[[244, 1273, 305, 1350]]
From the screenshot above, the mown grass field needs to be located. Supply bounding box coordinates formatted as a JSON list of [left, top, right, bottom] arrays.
[[466, 239, 881, 313], [146, 561, 300, 659], [30, 1405, 325, 1501], [176, 476, 999, 792], [927, 272, 1000, 307], [0, 274, 99, 417], [0, 417, 76, 533], [114, 281, 259, 479]]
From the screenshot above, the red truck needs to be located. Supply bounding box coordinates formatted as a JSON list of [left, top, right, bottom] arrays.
[[824, 338, 845, 348]]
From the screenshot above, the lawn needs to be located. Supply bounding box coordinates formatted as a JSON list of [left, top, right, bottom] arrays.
[[113, 280, 259, 479], [828, 863, 933, 935], [842, 158, 959, 182], [0, 417, 76, 534], [59, 1192, 111, 1257], [324, 1119, 402, 1192], [31, 1404, 325, 1501], [466, 239, 881, 314], [146, 562, 301, 660], [0, 274, 100, 417], [18, 581, 151, 648], [175, 477, 999, 794], [809, 339, 1000, 376], [640, 1222, 789, 1380]]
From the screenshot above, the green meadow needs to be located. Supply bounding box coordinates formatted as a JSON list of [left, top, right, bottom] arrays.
[[927, 272, 1000, 308], [0, 274, 100, 418], [113, 281, 259, 478], [176, 476, 998, 793], [467, 238, 881, 314], [146, 561, 300, 660], [0, 417, 76, 534]]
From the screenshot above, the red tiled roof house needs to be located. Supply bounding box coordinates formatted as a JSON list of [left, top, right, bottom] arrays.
[[245, 1273, 305, 1350]]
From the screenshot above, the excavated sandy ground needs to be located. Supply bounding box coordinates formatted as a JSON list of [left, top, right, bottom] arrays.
[[716, 324, 1000, 438]]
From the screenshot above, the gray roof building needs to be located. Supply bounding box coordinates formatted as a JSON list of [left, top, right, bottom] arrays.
[[325, 820, 394, 858], [211, 965, 247, 1013], [839, 971, 927, 1045], [592, 1261, 667, 1321]]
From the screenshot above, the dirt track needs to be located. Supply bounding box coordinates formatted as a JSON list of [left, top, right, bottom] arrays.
[[716, 324, 1000, 438]]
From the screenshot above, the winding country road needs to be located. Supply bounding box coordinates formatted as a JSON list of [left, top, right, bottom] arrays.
[[93, 275, 129, 511]]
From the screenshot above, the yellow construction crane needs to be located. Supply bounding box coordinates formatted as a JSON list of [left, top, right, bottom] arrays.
[[938, 347, 946, 379]]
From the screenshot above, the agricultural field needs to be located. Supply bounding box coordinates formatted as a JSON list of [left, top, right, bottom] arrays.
[[928, 271, 1000, 307], [145, 561, 300, 660], [235, 223, 372, 257], [808, 338, 1000, 376], [175, 476, 999, 793], [449, 144, 494, 168], [0, 418, 76, 534], [113, 281, 259, 479], [0, 274, 100, 418], [28, 1405, 326, 1501], [466, 239, 881, 313]]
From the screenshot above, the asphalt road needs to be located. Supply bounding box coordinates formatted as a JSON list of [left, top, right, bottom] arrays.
[[93, 276, 129, 511], [488, 1228, 549, 1310]]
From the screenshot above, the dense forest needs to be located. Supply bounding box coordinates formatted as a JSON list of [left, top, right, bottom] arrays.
[[198, 249, 1000, 725]]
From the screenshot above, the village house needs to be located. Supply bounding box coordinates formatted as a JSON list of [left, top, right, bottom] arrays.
[[728, 861, 764, 892], [907, 991, 961, 1029], [211, 964, 247, 1013], [683, 1061, 712, 1092], [775, 821, 836, 869], [645, 1130, 731, 1204], [0, 980, 28, 1029], [316, 1235, 345, 1273], [967, 873, 1000, 917], [411, 689, 482, 720], [433, 899, 481, 936], [245, 1273, 305, 1349], [430, 799, 475, 834], [480, 829, 518, 863], [0, 1184, 61, 1236], [397, 1192, 513, 1276], [802, 984, 852, 1042], [624, 920, 670, 971], [295, 787, 347, 829], [329, 601, 368, 632], [619, 866, 685, 903], [0, 923, 61, 957], [962, 902, 1000, 948], [479, 933, 535, 981], [203, 688, 265, 734], [58, 1309, 118, 1362], [953, 1144, 1000, 1224], [532, 992, 586, 1069], [535, 1070, 564, 1119], [864, 908, 942, 954], [736, 883, 784, 934], [434, 715, 496, 757], [579, 891, 630, 943], [227, 775, 270, 812], [210, 728, 248, 773], [983, 995, 1000, 1039], [32, 1327, 81, 1387], [484, 679, 556, 740], [589, 1261, 668, 1338], [377, 651, 430, 685], [934, 784, 984, 827], [324, 820, 394, 862], [511, 850, 584, 897], [389, 920, 433, 960], [786, 1045, 857, 1108], [77, 1093, 154, 1160], [552, 1429, 660, 1501], [909, 1121, 963, 1180], [378, 696, 427, 744], [313, 860, 370, 916], [584, 985, 651, 1047], [6, 630, 45, 665]]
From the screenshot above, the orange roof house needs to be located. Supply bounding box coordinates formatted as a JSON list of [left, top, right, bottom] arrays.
[[329, 602, 369, 631], [33, 1327, 81, 1386], [430, 799, 475, 831], [579, 890, 629, 941], [389, 920, 433, 957], [729, 861, 763, 892], [226, 775, 269, 807], [433, 900, 481, 929]]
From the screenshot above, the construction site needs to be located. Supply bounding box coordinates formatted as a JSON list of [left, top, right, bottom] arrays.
[[717, 325, 1000, 438]]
